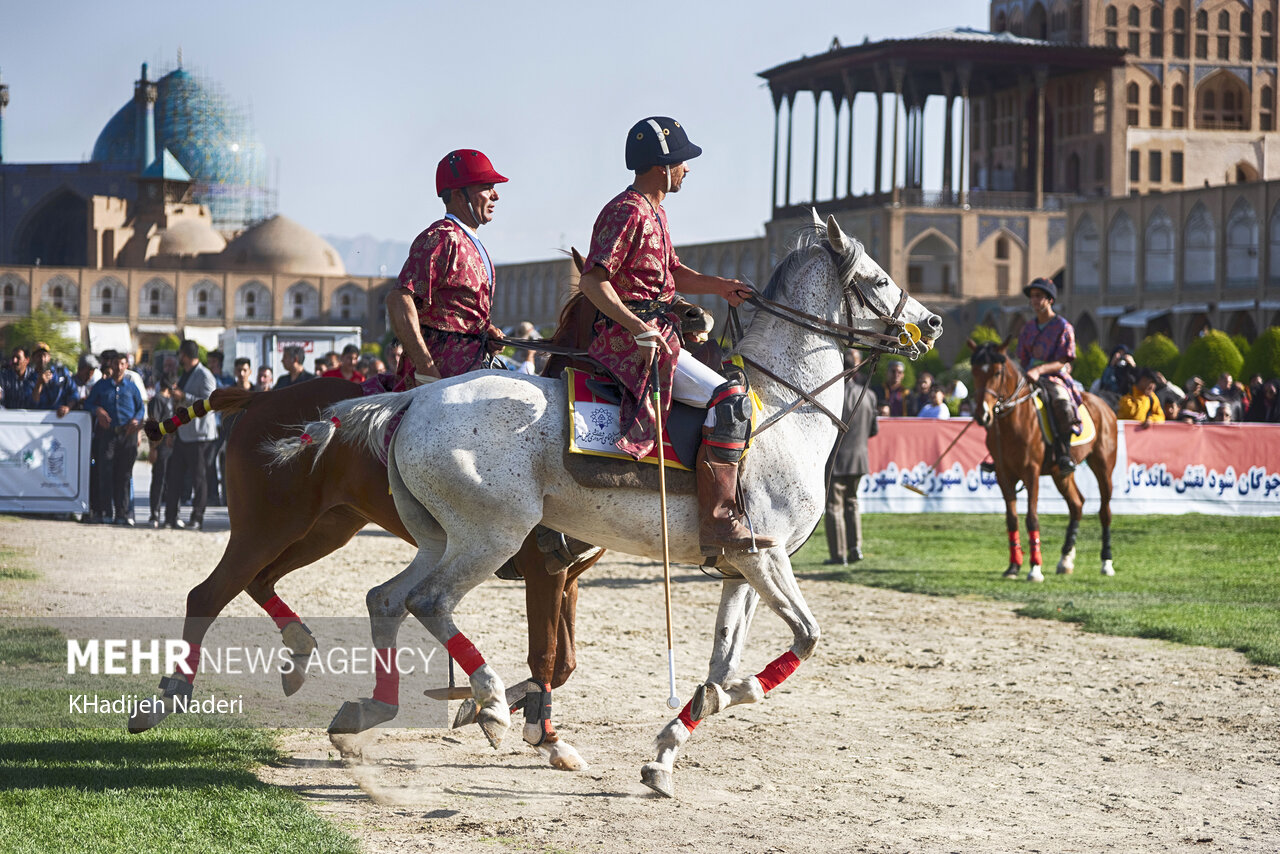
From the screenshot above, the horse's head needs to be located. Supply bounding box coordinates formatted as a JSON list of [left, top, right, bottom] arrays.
[[967, 336, 1017, 426], [759, 215, 943, 360], [827, 217, 943, 358]]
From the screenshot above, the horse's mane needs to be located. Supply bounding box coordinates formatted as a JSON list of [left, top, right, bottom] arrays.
[[759, 222, 866, 304], [968, 342, 1008, 368], [737, 223, 865, 362]]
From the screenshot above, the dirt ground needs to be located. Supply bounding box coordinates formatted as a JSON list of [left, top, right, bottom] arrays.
[[2, 511, 1277, 854]]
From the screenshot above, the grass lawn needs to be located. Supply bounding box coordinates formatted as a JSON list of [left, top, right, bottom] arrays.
[[0, 543, 356, 854], [792, 513, 1280, 667], [0, 727, 358, 854]]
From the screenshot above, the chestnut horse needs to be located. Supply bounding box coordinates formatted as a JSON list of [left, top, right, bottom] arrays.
[[968, 339, 1118, 581], [127, 289, 713, 769]]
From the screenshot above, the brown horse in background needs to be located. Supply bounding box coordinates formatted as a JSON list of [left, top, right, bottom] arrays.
[[968, 339, 1118, 581]]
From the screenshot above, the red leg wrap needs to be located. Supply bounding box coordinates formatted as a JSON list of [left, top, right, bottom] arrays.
[[1029, 531, 1043, 567], [445, 633, 485, 676], [180, 644, 201, 683], [1008, 530, 1023, 566], [261, 595, 302, 631], [755, 650, 802, 694], [372, 647, 399, 705], [677, 700, 700, 732]]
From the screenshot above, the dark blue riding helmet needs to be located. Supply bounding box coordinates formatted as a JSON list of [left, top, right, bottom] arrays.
[[625, 116, 703, 172], [1022, 277, 1058, 302]]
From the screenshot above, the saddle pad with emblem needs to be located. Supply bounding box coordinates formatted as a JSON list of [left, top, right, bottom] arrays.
[[1032, 392, 1096, 448], [565, 367, 701, 470]]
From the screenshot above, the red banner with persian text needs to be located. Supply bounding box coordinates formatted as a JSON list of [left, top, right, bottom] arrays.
[[861, 418, 1280, 516]]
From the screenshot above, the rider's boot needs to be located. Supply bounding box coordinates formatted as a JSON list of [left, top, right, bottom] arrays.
[[1051, 396, 1077, 473], [696, 379, 778, 555]]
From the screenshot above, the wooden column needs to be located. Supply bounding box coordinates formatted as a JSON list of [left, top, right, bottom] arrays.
[[891, 62, 904, 203], [811, 90, 821, 203], [784, 91, 795, 208], [941, 69, 955, 201], [771, 91, 782, 211], [1034, 65, 1048, 208], [959, 62, 972, 208], [832, 94, 841, 200]]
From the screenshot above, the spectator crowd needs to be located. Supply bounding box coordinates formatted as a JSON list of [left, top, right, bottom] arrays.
[[0, 337, 411, 529]]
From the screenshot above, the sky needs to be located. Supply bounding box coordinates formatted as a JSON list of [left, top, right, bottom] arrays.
[[1, 0, 991, 267]]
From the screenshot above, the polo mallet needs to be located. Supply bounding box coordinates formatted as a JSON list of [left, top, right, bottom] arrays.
[[902, 417, 977, 496], [638, 331, 680, 711]]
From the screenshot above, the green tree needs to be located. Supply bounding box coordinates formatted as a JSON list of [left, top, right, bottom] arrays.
[[868, 355, 916, 393], [155, 333, 182, 353], [1230, 333, 1251, 365], [913, 347, 946, 380], [1073, 341, 1108, 390], [1175, 330, 1244, 385], [2, 305, 81, 368], [1242, 327, 1280, 381], [966, 324, 1003, 347], [1134, 333, 1180, 377]]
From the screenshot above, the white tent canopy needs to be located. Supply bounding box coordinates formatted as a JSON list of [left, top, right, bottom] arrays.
[[182, 326, 225, 352], [1117, 308, 1169, 329], [87, 322, 135, 357]]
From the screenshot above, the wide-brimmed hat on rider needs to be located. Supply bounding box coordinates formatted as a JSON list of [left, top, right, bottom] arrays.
[[435, 149, 508, 196], [625, 117, 703, 172], [1022, 277, 1058, 302]]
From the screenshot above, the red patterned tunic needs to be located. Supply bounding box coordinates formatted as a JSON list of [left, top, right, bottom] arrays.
[[396, 216, 496, 381], [584, 188, 685, 459], [1017, 313, 1083, 428]]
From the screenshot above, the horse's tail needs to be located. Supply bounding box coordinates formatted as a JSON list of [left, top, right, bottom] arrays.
[[143, 386, 256, 442], [265, 390, 416, 472]]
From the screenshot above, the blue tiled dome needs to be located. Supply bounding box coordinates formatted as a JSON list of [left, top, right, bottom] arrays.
[[91, 68, 268, 231]]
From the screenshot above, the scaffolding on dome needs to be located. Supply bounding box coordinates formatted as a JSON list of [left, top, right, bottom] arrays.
[[152, 66, 276, 232]]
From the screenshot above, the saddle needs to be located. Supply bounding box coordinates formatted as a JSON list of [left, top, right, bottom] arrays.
[[1031, 390, 1096, 449]]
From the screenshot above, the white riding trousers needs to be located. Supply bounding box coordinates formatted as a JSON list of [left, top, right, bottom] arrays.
[[671, 349, 726, 428]]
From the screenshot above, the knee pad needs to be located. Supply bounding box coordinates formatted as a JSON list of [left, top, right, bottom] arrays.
[[705, 380, 752, 462]]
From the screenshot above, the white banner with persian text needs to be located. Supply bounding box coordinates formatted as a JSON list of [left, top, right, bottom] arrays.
[[0, 410, 91, 514]]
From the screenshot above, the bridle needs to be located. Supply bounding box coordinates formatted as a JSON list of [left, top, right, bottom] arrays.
[[979, 357, 1036, 421], [732, 242, 925, 438]]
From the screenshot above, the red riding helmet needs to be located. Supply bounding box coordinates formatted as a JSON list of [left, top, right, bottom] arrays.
[[435, 149, 508, 195]]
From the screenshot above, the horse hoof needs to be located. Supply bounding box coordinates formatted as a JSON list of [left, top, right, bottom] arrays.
[[476, 706, 510, 748], [452, 698, 478, 729], [1101, 560, 1115, 577], [327, 698, 398, 735], [690, 682, 729, 721], [1026, 566, 1045, 583], [1002, 566, 1021, 580], [540, 740, 588, 771], [281, 658, 310, 697], [126, 701, 171, 734], [329, 729, 377, 761], [640, 763, 674, 798], [1057, 547, 1076, 574]]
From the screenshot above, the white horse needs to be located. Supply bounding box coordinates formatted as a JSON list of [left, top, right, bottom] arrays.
[[271, 215, 943, 796]]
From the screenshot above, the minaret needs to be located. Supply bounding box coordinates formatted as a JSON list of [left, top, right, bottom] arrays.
[[133, 63, 157, 172], [0, 71, 9, 164]]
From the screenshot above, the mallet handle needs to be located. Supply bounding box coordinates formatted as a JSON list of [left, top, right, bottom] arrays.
[[650, 351, 679, 710]]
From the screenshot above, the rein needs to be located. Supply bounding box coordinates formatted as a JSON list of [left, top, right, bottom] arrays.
[[731, 243, 906, 438], [742, 292, 909, 354]]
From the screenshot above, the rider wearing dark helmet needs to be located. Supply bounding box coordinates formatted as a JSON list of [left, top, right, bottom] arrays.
[[1017, 277, 1081, 473], [386, 149, 509, 388], [577, 116, 777, 555]]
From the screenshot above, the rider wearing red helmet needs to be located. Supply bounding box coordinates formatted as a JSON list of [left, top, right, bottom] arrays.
[[578, 117, 777, 555], [387, 149, 509, 385]]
